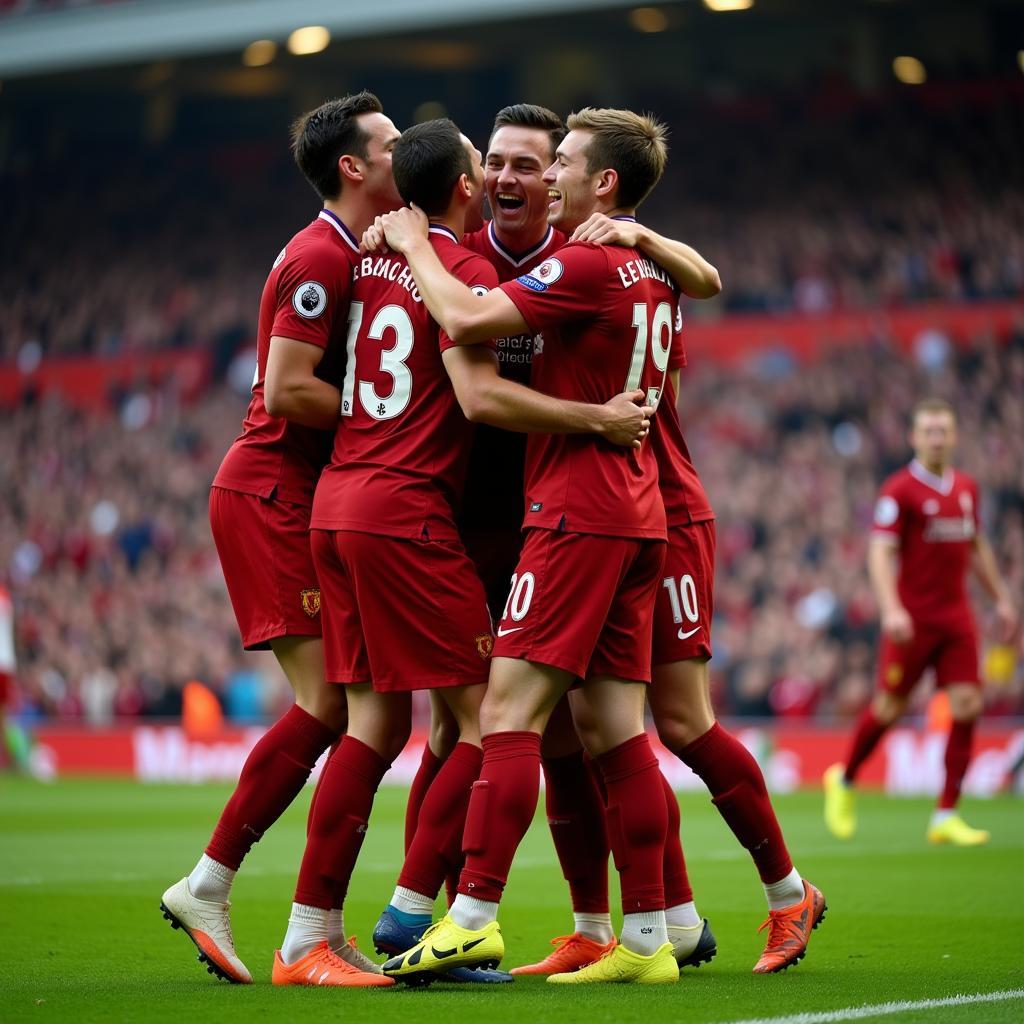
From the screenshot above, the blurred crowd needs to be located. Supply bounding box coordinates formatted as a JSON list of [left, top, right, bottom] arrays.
[[1, 88, 1021, 365], [3, 323, 1022, 725]]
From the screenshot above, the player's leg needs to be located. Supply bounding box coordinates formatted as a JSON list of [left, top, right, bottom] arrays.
[[383, 657, 572, 982], [275, 682, 409, 986], [824, 628, 930, 839], [161, 490, 341, 984], [510, 699, 616, 975], [927, 628, 988, 844], [405, 692, 458, 851], [553, 675, 677, 985], [377, 683, 487, 950]]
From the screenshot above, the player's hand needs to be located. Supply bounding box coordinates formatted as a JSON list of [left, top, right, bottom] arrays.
[[994, 598, 1018, 644], [380, 205, 430, 253], [600, 389, 654, 448], [882, 605, 914, 644], [570, 213, 642, 248], [360, 216, 390, 255]]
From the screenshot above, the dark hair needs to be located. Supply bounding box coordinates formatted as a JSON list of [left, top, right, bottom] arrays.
[[290, 91, 383, 200], [566, 107, 668, 209], [391, 119, 471, 217], [491, 103, 566, 161]]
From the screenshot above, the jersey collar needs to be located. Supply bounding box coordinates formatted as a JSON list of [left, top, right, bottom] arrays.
[[428, 224, 459, 244], [487, 220, 554, 268], [909, 459, 954, 495], [318, 209, 360, 253]]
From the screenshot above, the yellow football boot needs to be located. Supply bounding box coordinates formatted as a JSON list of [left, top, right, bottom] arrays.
[[382, 916, 503, 986], [823, 763, 856, 839], [927, 814, 990, 846], [547, 941, 678, 984]]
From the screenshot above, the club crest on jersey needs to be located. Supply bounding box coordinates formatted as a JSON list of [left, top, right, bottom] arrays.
[[475, 634, 494, 659], [886, 663, 903, 688], [293, 281, 327, 318], [516, 257, 563, 292], [300, 588, 321, 618]]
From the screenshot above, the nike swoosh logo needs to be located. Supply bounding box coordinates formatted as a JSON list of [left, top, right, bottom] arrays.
[[677, 626, 700, 640], [462, 937, 488, 952], [431, 945, 458, 959], [496, 626, 523, 637]]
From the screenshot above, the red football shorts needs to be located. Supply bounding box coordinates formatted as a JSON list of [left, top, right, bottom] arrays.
[[310, 530, 493, 693], [209, 486, 322, 651], [877, 622, 980, 696], [492, 528, 666, 683], [652, 520, 715, 666]]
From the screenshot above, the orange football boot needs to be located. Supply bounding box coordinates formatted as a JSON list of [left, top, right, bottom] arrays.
[[753, 880, 827, 974], [272, 941, 394, 987], [510, 933, 616, 976]]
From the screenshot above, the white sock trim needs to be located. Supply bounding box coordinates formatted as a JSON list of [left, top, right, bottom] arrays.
[[620, 910, 668, 956], [188, 854, 235, 902], [391, 886, 434, 916], [763, 866, 804, 911], [450, 893, 499, 930], [573, 912, 614, 944], [665, 901, 701, 929]]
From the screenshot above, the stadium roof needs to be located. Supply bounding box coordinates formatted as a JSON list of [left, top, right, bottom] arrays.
[[1, 0, 646, 78]]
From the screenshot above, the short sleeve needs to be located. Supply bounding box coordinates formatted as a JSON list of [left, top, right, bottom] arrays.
[[270, 243, 350, 349], [668, 299, 687, 372], [499, 242, 609, 334], [872, 480, 904, 543], [439, 252, 500, 354]]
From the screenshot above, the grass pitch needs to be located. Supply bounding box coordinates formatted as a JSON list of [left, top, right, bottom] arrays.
[[0, 777, 1021, 1023]]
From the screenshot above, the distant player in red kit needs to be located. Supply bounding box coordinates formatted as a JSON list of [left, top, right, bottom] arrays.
[[160, 92, 403, 985], [378, 107, 688, 986], [825, 398, 1017, 845], [273, 118, 651, 988]]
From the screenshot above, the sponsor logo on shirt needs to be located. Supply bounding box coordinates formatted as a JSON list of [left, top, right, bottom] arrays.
[[292, 281, 327, 318], [924, 517, 976, 542]]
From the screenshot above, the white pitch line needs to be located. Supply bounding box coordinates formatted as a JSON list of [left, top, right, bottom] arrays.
[[723, 988, 1024, 1024]]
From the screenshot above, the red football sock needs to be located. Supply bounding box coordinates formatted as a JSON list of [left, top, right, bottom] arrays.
[[939, 719, 975, 810], [660, 770, 693, 907], [405, 744, 444, 852], [458, 731, 542, 903], [844, 707, 889, 783], [543, 750, 611, 914], [294, 735, 389, 909], [307, 737, 341, 835], [678, 723, 793, 884], [398, 742, 482, 898], [597, 734, 668, 913], [205, 705, 337, 870]]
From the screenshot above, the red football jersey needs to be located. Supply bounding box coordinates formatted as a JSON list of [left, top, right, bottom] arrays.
[[460, 222, 567, 531], [651, 308, 715, 527], [500, 234, 676, 540], [213, 210, 359, 505], [872, 460, 980, 626], [310, 226, 498, 541]]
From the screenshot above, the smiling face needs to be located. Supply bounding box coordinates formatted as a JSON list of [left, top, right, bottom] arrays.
[[543, 129, 605, 233], [485, 124, 556, 242], [355, 111, 403, 212]]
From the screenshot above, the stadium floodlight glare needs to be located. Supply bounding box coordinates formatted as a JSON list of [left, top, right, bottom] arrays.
[[630, 7, 669, 32], [893, 56, 926, 85], [702, 0, 753, 11], [242, 40, 277, 67], [287, 26, 330, 56]]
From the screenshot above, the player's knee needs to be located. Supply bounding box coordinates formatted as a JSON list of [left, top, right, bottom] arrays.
[[298, 687, 348, 736], [949, 686, 983, 721], [428, 713, 459, 759], [653, 707, 713, 751], [872, 692, 905, 725]]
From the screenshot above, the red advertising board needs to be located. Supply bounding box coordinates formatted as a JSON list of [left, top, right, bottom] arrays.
[[28, 723, 1024, 797]]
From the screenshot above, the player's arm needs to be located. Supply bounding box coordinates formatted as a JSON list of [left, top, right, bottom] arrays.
[[867, 534, 913, 643], [669, 368, 681, 394], [571, 214, 721, 299], [379, 208, 529, 344], [971, 533, 1018, 642], [264, 337, 341, 429], [442, 345, 652, 448]]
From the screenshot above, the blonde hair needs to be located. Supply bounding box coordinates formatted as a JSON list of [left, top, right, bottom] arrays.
[[566, 107, 668, 208], [911, 397, 956, 425]]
